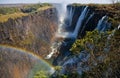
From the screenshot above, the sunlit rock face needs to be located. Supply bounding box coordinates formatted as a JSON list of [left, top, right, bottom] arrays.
[[0, 8, 57, 57], [0, 46, 54, 78]]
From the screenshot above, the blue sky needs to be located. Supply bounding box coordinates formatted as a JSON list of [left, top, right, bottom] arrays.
[[0, 0, 112, 4]]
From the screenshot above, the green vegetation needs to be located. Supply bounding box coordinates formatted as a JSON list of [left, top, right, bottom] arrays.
[[83, 29, 120, 78], [0, 7, 20, 15], [0, 3, 52, 23], [21, 3, 52, 13], [0, 12, 28, 22], [108, 17, 120, 28], [33, 71, 49, 78], [70, 30, 111, 55], [70, 29, 120, 77]]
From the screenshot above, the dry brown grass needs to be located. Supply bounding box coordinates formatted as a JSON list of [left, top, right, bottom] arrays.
[[0, 12, 28, 23]]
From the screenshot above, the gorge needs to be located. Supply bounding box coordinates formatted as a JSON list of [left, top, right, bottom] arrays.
[[0, 3, 120, 78]]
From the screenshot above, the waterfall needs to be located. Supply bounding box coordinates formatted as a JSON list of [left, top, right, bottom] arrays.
[[45, 41, 62, 59], [45, 46, 57, 59], [85, 13, 94, 24], [56, 6, 90, 38], [80, 12, 94, 34], [56, 3, 67, 34], [72, 6, 89, 38], [46, 5, 92, 59], [67, 6, 75, 26], [96, 15, 111, 32], [45, 4, 67, 59]]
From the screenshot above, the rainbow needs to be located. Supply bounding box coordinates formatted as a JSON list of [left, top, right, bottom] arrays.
[[0, 44, 54, 68]]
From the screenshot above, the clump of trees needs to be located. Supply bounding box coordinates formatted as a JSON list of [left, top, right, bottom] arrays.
[[70, 29, 120, 78], [70, 30, 111, 55], [33, 71, 49, 78]]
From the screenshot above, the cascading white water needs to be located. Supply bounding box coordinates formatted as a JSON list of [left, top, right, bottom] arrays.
[[45, 4, 68, 59], [68, 7, 75, 26], [80, 12, 94, 34], [45, 41, 62, 59], [45, 46, 57, 59], [55, 3, 73, 38], [46, 5, 91, 59], [85, 12, 94, 24], [56, 3, 67, 34], [72, 6, 89, 38], [96, 15, 111, 32], [57, 6, 90, 38]]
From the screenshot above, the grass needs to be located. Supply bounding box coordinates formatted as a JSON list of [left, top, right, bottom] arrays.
[[0, 3, 52, 23], [21, 3, 52, 13], [0, 12, 28, 23], [37, 6, 52, 11], [0, 7, 20, 15]]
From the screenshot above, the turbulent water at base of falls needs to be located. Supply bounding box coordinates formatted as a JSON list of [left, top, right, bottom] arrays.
[[45, 42, 62, 59], [96, 15, 111, 32]]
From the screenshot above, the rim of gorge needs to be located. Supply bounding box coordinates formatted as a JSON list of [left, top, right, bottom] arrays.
[[0, 2, 120, 78]]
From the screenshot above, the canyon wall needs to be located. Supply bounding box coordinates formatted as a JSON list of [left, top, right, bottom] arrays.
[[0, 7, 57, 57]]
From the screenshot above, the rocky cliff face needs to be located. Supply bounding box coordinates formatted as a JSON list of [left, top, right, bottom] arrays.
[[67, 4, 120, 37], [0, 7, 57, 57]]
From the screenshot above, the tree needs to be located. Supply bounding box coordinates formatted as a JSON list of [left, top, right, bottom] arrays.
[[33, 71, 49, 78], [70, 30, 110, 55]]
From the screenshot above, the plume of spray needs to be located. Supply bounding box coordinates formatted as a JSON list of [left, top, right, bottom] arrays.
[[45, 3, 71, 59], [55, 3, 76, 38], [56, 3, 67, 34]]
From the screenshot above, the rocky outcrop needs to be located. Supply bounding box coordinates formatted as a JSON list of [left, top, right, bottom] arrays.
[[0, 7, 57, 57]]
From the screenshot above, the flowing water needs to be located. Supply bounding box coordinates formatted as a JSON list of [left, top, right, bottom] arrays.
[[0, 3, 115, 78], [46, 5, 91, 62], [96, 15, 111, 32]]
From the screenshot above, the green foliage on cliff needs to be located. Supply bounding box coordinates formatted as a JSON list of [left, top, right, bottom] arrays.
[[0, 12, 28, 22], [33, 71, 49, 78], [108, 17, 120, 28], [0, 3, 52, 23], [70, 29, 120, 77], [83, 29, 120, 78], [0, 7, 20, 15], [70, 30, 111, 55], [21, 3, 52, 13]]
